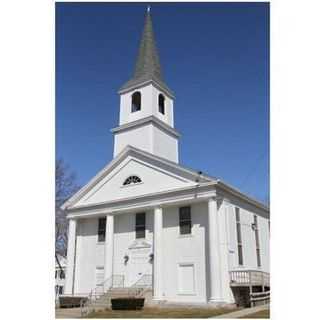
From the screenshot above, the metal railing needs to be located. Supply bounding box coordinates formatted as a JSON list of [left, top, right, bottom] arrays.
[[126, 274, 153, 298], [80, 274, 153, 317], [132, 274, 152, 288], [80, 274, 124, 317]]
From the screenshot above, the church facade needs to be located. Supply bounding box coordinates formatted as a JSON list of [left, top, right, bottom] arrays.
[[62, 9, 270, 306]]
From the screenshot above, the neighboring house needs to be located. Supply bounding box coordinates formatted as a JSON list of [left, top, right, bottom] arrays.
[[61, 9, 269, 306], [55, 254, 67, 298]]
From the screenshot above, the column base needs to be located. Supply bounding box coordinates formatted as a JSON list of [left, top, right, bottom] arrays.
[[152, 297, 164, 301], [208, 298, 228, 305]]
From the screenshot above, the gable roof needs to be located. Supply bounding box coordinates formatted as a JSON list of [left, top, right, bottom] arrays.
[[61, 145, 215, 211], [62, 145, 269, 214]]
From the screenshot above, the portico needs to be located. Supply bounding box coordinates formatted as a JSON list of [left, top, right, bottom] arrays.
[[64, 191, 227, 303]]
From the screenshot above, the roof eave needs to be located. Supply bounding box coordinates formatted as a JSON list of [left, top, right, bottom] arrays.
[[118, 78, 175, 99]]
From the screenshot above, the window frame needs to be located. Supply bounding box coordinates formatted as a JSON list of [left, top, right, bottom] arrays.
[[123, 175, 142, 186], [235, 207, 244, 266], [135, 212, 146, 239], [254, 215, 262, 267], [131, 91, 141, 113], [179, 206, 192, 235], [98, 217, 106, 242]]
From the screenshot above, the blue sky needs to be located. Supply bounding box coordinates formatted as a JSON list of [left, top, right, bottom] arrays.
[[56, 2, 269, 204]]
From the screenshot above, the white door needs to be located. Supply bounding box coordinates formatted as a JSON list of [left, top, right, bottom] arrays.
[[126, 251, 152, 287]]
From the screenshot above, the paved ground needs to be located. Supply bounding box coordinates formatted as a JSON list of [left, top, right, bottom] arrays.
[[213, 304, 269, 318]]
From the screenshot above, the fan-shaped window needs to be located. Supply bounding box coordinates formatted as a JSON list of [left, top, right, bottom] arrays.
[[131, 91, 141, 112], [123, 175, 142, 186], [158, 94, 165, 115]]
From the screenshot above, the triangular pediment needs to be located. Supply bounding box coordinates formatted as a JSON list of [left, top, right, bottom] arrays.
[[63, 146, 214, 210]]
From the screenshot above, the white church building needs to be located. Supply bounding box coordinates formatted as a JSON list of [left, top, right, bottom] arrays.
[[62, 9, 270, 307]]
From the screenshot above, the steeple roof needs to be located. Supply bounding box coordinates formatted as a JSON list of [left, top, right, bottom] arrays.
[[119, 8, 174, 97]]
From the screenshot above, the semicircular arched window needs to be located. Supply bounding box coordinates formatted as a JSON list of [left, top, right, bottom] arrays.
[[123, 175, 142, 186]]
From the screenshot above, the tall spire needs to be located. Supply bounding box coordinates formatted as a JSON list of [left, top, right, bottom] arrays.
[[119, 8, 173, 96]]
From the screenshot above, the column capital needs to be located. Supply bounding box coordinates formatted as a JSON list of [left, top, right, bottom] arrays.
[[153, 203, 163, 210]]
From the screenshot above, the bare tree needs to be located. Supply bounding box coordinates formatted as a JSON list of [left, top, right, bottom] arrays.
[[55, 159, 80, 257]]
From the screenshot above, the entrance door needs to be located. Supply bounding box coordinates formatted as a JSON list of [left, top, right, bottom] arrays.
[[126, 249, 152, 287]]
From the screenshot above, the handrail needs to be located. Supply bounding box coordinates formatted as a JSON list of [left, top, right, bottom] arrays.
[[80, 274, 153, 317], [80, 274, 124, 317], [131, 274, 152, 288], [250, 290, 270, 307]]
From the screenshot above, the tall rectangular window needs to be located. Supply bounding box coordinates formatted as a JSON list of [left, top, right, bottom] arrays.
[[135, 212, 146, 239], [179, 206, 192, 235], [98, 217, 106, 242], [235, 207, 243, 265], [254, 215, 261, 267]]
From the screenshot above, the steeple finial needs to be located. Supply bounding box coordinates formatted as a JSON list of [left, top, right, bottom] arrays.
[[119, 8, 173, 97]]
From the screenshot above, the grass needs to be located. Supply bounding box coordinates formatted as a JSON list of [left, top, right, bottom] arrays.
[[239, 309, 270, 319], [87, 307, 237, 318]]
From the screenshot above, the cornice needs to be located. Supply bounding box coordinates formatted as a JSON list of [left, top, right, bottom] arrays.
[[111, 115, 181, 138], [118, 79, 175, 99], [66, 182, 217, 218]]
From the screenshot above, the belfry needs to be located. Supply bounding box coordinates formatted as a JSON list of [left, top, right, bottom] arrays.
[[112, 9, 179, 162]]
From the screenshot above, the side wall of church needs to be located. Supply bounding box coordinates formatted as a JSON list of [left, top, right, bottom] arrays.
[[226, 201, 270, 274]]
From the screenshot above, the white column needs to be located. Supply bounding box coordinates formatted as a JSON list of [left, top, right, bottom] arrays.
[[104, 214, 114, 288], [65, 218, 77, 295], [219, 198, 234, 303], [153, 206, 163, 300], [208, 197, 223, 302]]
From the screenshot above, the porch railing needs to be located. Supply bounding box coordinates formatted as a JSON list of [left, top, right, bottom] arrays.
[[229, 270, 270, 287]]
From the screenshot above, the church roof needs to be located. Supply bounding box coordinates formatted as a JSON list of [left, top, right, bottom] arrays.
[[119, 8, 174, 97], [61, 145, 269, 215]]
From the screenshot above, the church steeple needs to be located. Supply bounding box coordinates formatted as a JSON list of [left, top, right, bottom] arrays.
[[119, 8, 173, 97], [113, 8, 179, 163]]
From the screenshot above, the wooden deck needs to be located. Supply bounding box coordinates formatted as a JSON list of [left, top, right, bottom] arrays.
[[229, 270, 270, 307], [229, 270, 270, 287]]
